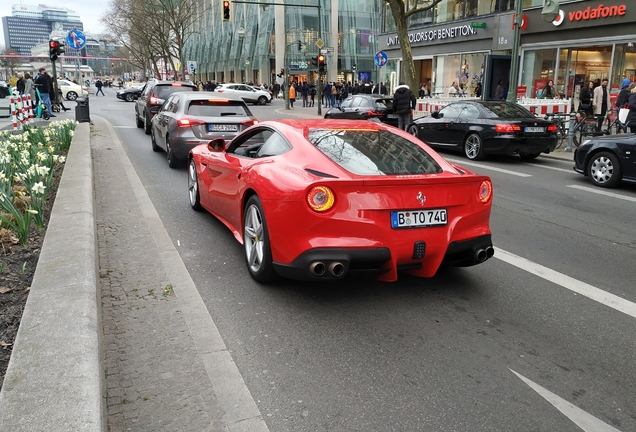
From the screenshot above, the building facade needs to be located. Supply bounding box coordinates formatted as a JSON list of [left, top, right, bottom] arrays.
[[183, 0, 381, 87], [2, 4, 83, 56], [378, 0, 636, 102]]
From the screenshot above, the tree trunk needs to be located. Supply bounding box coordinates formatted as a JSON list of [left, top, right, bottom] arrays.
[[386, 0, 417, 93]]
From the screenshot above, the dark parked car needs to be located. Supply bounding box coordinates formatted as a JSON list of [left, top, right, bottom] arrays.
[[117, 83, 145, 102], [136, 80, 198, 134], [324, 95, 398, 127], [150, 92, 258, 168], [407, 101, 558, 160], [573, 134, 636, 188]]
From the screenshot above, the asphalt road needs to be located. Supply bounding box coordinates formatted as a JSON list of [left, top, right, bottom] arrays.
[[92, 93, 636, 432]]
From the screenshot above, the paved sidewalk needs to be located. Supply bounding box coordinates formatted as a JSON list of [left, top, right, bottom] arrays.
[[92, 116, 268, 431]]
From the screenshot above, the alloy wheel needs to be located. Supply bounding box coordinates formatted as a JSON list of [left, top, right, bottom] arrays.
[[244, 204, 265, 274]]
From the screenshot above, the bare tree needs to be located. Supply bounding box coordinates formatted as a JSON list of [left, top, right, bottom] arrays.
[[0, 46, 24, 79], [384, 0, 443, 91], [105, 0, 209, 80]]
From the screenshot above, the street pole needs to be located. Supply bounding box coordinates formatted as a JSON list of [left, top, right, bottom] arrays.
[[506, 0, 523, 103]]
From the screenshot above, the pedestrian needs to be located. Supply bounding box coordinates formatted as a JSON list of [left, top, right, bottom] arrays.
[[495, 80, 505, 100], [339, 83, 348, 102], [418, 83, 429, 98], [301, 82, 309, 107], [579, 81, 594, 117], [309, 85, 316, 107], [16, 73, 25, 95], [34, 67, 55, 117], [474, 82, 482, 98], [593, 78, 611, 130], [449, 80, 463, 97], [54, 84, 71, 112], [393, 81, 416, 131], [323, 82, 331, 107], [330, 82, 337, 107], [95, 78, 105, 96], [289, 83, 296, 108], [23, 73, 35, 104], [616, 78, 631, 109], [626, 85, 636, 133], [541, 80, 555, 99]]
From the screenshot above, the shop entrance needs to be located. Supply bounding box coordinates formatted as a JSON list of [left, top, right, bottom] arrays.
[[414, 59, 433, 93], [558, 45, 612, 99], [484, 55, 510, 100]]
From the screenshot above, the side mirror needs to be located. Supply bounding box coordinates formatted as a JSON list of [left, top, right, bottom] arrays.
[[208, 138, 226, 152], [339, 106, 345, 111], [431, 111, 441, 119]]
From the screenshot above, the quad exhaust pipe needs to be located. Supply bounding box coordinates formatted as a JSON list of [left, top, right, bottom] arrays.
[[309, 261, 346, 277]]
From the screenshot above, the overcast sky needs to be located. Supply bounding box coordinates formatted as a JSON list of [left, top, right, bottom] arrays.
[[1, 0, 109, 47]]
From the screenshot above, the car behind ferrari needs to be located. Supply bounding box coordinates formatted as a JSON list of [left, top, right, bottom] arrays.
[[188, 119, 494, 283]]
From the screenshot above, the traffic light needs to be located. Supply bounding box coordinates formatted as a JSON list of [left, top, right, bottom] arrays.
[[352, 64, 357, 72], [49, 40, 64, 61], [223, 1, 231, 21], [318, 54, 326, 73], [311, 56, 318, 67]]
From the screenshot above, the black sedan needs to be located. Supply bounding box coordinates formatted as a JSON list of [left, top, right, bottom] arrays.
[[407, 101, 558, 160], [116, 83, 145, 102], [324, 95, 398, 127], [573, 134, 636, 188]]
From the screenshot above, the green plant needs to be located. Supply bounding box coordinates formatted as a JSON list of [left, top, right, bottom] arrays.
[[20, 261, 27, 278], [162, 284, 174, 297]]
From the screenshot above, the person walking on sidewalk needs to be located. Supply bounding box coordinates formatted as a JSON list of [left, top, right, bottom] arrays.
[[301, 82, 309, 107], [593, 78, 611, 130], [34, 68, 55, 117], [393, 81, 416, 131], [95, 79, 105, 96], [289, 83, 296, 108]]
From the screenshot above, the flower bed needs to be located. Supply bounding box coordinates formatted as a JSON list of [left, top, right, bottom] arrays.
[[0, 119, 76, 389]]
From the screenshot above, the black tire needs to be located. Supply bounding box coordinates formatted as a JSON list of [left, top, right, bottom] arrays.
[[166, 139, 178, 168], [587, 151, 622, 188], [464, 133, 486, 160], [408, 124, 419, 137], [144, 112, 151, 135], [135, 109, 143, 128], [519, 152, 541, 161], [188, 159, 202, 211], [125, 93, 135, 102], [257, 96, 267, 105], [150, 127, 161, 152], [66, 91, 78, 101], [243, 195, 276, 283]]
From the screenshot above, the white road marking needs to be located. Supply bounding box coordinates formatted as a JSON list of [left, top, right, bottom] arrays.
[[510, 370, 622, 432], [567, 185, 636, 203], [445, 158, 533, 177], [496, 248, 636, 319], [521, 162, 573, 174]]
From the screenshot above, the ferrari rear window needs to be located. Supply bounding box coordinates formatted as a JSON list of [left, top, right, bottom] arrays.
[[187, 100, 251, 117], [308, 129, 443, 176]]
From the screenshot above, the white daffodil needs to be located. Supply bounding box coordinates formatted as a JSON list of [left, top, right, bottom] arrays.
[[37, 165, 50, 177], [31, 182, 45, 195]]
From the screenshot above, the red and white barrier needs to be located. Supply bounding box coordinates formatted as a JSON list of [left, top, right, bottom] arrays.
[[26, 95, 34, 123], [10, 96, 18, 130], [412, 97, 572, 119]]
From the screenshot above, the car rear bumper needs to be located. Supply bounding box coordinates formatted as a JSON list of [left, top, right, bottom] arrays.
[[484, 135, 557, 155], [272, 234, 494, 282]]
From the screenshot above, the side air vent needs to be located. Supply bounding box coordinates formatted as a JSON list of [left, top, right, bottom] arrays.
[[305, 168, 339, 179]]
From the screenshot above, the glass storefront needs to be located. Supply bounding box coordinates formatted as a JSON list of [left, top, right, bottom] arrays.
[[431, 52, 487, 97], [520, 42, 634, 99]]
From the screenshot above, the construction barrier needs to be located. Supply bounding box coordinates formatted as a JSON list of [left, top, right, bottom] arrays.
[[26, 95, 34, 123], [11, 96, 18, 130], [412, 97, 572, 119]]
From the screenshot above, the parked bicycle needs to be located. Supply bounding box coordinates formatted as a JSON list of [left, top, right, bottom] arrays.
[[543, 112, 568, 149], [599, 108, 630, 135]]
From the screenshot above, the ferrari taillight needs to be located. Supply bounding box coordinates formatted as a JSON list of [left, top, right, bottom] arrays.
[[177, 118, 205, 127], [495, 124, 521, 133], [479, 180, 493, 204], [307, 186, 335, 212]]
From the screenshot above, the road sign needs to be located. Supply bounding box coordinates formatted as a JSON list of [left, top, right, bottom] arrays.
[[470, 21, 487, 29], [187, 61, 197, 72], [322, 47, 334, 52], [374, 51, 388, 67], [316, 39, 324, 48], [66, 29, 86, 50]]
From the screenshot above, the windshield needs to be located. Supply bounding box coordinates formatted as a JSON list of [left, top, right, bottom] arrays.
[[480, 102, 533, 118], [187, 100, 252, 116], [308, 129, 442, 176]]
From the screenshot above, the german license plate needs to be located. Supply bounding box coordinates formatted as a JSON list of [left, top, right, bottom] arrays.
[[391, 209, 447, 228], [524, 126, 544, 133], [209, 124, 238, 132]]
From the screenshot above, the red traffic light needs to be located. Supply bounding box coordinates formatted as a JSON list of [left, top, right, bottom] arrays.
[[318, 54, 325, 63], [223, 1, 231, 20], [49, 40, 59, 49]]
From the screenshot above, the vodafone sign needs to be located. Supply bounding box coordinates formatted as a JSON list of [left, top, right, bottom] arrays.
[[553, 3, 627, 26]]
